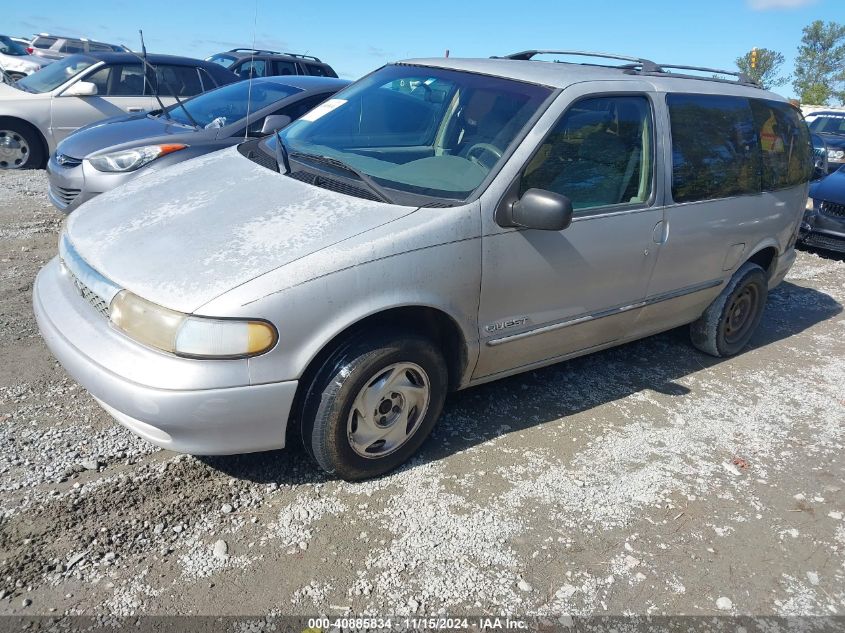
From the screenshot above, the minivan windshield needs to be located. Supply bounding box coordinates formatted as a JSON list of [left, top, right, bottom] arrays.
[[264, 65, 552, 202], [15, 55, 97, 93], [164, 79, 302, 128]]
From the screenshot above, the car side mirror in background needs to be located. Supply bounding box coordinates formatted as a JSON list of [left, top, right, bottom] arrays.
[[498, 188, 574, 231], [62, 81, 98, 97], [260, 114, 292, 135]]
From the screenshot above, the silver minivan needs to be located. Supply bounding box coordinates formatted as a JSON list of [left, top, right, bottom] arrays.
[[33, 51, 812, 480]]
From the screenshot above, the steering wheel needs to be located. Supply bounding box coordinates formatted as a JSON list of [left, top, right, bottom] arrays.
[[466, 142, 503, 170]]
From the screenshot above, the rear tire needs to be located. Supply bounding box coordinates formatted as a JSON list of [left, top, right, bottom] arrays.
[[0, 120, 44, 169], [300, 330, 448, 480], [690, 262, 768, 357]]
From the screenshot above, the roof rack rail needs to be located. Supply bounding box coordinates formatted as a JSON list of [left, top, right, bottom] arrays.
[[497, 50, 662, 73], [498, 50, 761, 88], [281, 52, 322, 62], [654, 63, 758, 86], [229, 47, 282, 55]]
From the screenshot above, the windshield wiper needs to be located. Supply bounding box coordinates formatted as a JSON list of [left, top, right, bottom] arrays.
[[274, 130, 290, 174], [289, 151, 394, 204]]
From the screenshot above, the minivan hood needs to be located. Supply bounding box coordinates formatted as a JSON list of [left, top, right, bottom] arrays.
[[58, 113, 202, 158], [65, 146, 418, 313]]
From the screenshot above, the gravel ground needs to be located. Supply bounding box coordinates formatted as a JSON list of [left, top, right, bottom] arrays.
[[0, 170, 844, 619]]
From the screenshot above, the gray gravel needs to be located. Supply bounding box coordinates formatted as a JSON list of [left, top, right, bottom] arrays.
[[0, 170, 844, 618]]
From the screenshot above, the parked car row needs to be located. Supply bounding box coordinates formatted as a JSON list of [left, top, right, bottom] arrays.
[[31, 50, 816, 479]]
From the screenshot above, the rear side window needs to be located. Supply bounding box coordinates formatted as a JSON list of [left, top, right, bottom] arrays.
[[154, 65, 203, 97], [520, 95, 654, 212], [751, 100, 812, 190], [273, 60, 298, 76], [32, 36, 57, 49], [305, 64, 329, 77], [668, 94, 761, 203], [59, 40, 85, 54]]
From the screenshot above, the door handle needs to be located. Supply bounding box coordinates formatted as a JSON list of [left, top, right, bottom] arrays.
[[652, 220, 669, 244]]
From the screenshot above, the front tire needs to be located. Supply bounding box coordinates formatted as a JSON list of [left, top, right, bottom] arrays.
[[300, 331, 448, 480], [0, 121, 44, 169], [690, 262, 768, 357]]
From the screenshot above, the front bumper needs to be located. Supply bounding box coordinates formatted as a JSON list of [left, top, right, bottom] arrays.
[[46, 155, 135, 213], [33, 257, 296, 454], [800, 206, 845, 254]]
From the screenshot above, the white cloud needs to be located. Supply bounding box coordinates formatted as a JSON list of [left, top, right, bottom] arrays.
[[748, 0, 816, 9]]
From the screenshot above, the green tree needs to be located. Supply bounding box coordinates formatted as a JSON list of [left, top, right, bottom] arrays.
[[793, 20, 845, 105], [736, 48, 788, 89]]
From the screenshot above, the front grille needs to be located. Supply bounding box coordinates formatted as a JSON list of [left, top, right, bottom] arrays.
[[56, 154, 82, 168], [802, 231, 845, 253], [820, 200, 845, 218], [64, 265, 110, 318], [50, 184, 81, 207]]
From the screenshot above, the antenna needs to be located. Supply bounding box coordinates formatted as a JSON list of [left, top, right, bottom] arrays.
[[243, 0, 259, 141]]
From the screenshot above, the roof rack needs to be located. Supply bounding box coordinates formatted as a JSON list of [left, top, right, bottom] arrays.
[[281, 52, 322, 62], [498, 50, 761, 88], [229, 47, 282, 55], [498, 50, 662, 73], [227, 48, 322, 62]]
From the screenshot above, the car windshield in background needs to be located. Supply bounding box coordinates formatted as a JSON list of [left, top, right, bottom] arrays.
[[15, 56, 97, 93], [0, 35, 28, 56], [165, 80, 303, 128], [265, 65, 552, 202], [206, 53, 237, 68], [810, 115, 845, 136]]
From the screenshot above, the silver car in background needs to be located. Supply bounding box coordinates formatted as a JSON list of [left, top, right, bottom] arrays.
[[47, 75, 349, 211], [0, 35, 50, 81], [25, 33, 127, 62], [34, 52, 812, 480], [0, 52, 237, 169]]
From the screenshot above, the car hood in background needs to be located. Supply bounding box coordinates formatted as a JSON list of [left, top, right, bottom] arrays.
[[65, 146, 418, 313], [810, 166, 845, 205], [58, 114, 206, 158]]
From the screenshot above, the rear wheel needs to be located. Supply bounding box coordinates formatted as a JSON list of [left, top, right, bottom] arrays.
[[690, 262, 768, 357], [0, 121, 44, 169], [300, 331, 448, 480]]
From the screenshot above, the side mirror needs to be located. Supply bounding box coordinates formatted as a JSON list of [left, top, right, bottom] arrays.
[[260, 114, 292, 135], [501, 188, 574, 231], [62, 81, 98, 97]]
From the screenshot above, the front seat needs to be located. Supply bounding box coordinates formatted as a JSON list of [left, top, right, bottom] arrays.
[[549, 130, 627, 208]]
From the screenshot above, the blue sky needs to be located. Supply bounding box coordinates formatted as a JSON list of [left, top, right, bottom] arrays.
[[6, 0, 843, 98]]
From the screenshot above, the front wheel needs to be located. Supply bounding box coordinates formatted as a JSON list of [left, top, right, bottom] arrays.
[[0, 121, 44, 169], [300, 331, 448, 480], [690, 262, 768, 357]]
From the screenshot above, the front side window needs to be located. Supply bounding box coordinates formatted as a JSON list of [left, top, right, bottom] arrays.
[[84, 64, 146, 96], [520, 95, 653, 212], [236, 59, 267, 80], [668, 94, 761, 203], [751, 99, 812, 190], [267, 64, 552, 202], [15, 55, 96, 93]]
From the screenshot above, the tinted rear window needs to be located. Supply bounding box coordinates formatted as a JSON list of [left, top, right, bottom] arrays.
[[668, 94, 761, 203], [751, 100, 812, 190]]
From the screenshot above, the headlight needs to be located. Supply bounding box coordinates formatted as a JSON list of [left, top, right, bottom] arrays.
[[87, 144, 187, 173], [828, 149, 845, 161], [109, 290, 277, 358]]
